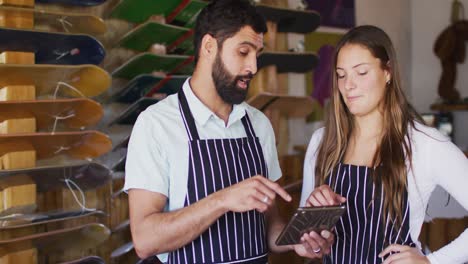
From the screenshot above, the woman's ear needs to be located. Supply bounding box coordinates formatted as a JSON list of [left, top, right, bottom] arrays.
[[385, 61, 392, 84], [385, 72, 391, 84]]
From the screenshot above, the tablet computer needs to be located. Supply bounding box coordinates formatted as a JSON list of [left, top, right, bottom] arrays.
[[275, 205, 346, 246]]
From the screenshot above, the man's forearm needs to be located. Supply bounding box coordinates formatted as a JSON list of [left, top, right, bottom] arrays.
[[132, 192, 227, 258]]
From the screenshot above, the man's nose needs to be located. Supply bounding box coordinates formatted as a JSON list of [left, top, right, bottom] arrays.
[[246, 56, 258, 75]]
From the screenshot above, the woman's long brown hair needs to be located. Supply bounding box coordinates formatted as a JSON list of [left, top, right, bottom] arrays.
[[315, 25, 422, 227]]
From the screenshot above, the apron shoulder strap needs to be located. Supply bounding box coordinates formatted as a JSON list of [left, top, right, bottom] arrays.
[[241, 112, 257, 138], [178, 90, 200, 140]]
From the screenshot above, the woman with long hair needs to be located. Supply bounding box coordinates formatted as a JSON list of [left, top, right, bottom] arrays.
[[300, 25, 468, 263]]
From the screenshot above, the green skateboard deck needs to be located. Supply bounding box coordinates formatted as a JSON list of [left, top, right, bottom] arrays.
[[258, 51, 318, 73], [112, 74, 187, 104], [110, 0, 207, 27], [119, 21, 193, 54], [0, 223, 110, 255], [166, 0, 207, 27], [0, 64, 110, 97], [112, 53, 194, 80], [256, 4, 321, 34], [109, 98, 159, 126], [0, 131, 112, 161], [0, 6, 106, 36], [0, 98, 103, 131]]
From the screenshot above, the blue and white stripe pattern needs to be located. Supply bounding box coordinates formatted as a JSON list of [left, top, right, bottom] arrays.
[[168, 90, 269, 264], [323, 163, 415, 264]]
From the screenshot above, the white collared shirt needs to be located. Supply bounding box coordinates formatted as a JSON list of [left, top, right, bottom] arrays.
[[124, 78, 282, 213]]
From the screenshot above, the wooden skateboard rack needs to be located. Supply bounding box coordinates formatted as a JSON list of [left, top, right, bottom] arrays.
[[0, 0, 113, 263], [249, 0, 318, 156]]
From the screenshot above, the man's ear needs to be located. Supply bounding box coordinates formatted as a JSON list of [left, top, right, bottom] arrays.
[[200, 34, 218, 60]]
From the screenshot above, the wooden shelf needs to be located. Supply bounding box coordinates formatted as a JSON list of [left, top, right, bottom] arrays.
[[247, 92, 314, 118], [430, 103, 468, 111], [257, 51, 318, 73], [293, 145, 307, 155]]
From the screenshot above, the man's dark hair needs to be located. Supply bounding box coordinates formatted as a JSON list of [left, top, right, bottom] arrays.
[[193, 0, 267, 64]]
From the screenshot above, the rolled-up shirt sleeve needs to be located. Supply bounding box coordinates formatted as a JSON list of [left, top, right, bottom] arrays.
[[124, 111, 169, 196]]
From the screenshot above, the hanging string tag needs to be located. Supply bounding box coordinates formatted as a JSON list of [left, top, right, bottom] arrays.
[[62, 177, 97, 213]]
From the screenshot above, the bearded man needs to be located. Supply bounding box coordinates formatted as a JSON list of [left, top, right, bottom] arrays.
[[125, 1, 334, 263]]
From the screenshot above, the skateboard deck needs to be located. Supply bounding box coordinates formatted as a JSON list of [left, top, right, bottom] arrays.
[[109, 98, 159, 126], [247, 92, 314, 118], [35, 0, 106, 6], [0, 131, 112, 161], [118, 21, 193, 54], [0, 64, 110, 97], [0, 162, 111, 193], [0, 210, 105, 229], [113, 135, 129, 150], [112, 53, 194, 80], [0, 223, 110, 255], [0, 98, 103, 131], [0, 6, 106, 36], [61, 256, 105, 264], [110, 0, 207, 27], [255, 4, 320, 34], [112, 219, 129, 233], [258, 52, 318, 73], [111, 241, 133, 259], [137, 255, 163, 264], [112, 155, 125, 172], [111, 185, 124, 199], [113, 74, 187, 104], [0, 28, 105, 65], [166, 0, 207, 27]]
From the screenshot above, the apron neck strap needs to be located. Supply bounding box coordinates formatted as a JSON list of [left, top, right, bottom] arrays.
[[178, 89, 200, 141], [178, 89, 257, 140]]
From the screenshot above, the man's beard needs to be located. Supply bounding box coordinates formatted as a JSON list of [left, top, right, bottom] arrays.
[[212, 53, 253, 105]]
